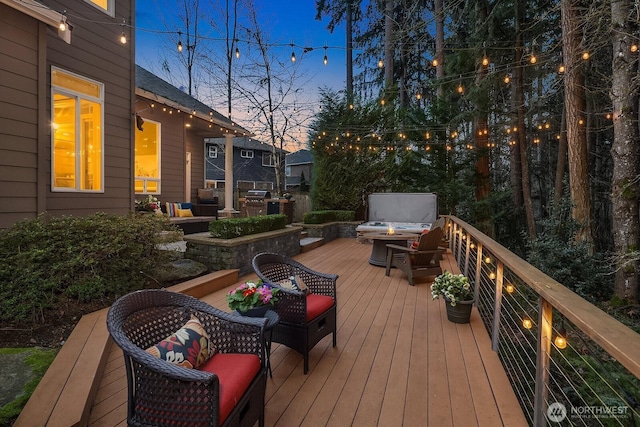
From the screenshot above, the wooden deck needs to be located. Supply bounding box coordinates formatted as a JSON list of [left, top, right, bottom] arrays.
[[23, 237, 528, 426]]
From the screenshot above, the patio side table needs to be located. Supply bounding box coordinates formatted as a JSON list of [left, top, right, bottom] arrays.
[[262, 310, 280, 378]]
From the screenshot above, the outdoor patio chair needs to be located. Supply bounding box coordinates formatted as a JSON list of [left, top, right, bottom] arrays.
[[385, 226, 445, 285], [252, 253, 337, 374], [431, 217, 450, 248], [106, 289, 267, 427]]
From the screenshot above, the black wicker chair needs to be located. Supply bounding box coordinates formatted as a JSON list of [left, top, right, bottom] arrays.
[[106, 289, 267, 427], [252, 253, 337, 374]]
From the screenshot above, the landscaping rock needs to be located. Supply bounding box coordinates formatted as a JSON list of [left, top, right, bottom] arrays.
[[155, 259, 208, 284]]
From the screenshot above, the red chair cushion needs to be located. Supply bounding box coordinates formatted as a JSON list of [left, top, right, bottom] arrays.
[[198, 353, 261, 424], [306, 294, 334, 322]]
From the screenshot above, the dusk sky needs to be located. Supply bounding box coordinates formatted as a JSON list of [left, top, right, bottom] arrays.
[[135, 1, 349, 124]]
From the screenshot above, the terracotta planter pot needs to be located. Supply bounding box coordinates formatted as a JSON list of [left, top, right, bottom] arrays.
[[444, 298, 473, 324]]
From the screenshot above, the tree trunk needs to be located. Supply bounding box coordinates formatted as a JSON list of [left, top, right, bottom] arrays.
[[554, 105, 567, 205], [510, 3, 523, 209], [610, 0, 639, 301], [346, 0, 353, 104], [562, 0, 593, 247], [384, 0, 394, 88], [435, 0, 444, 98]]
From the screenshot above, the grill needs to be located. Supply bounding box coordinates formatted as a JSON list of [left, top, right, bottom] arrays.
[[245, 190, 271, 217]]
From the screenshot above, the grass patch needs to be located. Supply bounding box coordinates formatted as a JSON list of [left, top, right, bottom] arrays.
[[0, 348, 58, 427]]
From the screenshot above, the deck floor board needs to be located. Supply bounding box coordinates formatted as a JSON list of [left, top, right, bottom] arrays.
[[85, 237, 527, 426]]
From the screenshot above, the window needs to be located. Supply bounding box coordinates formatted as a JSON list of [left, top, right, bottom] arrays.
[[52, 68, 104, 192], [240, 149, 254, 159], [135, 119, 161, 194], [262, 152, 276, 167], [85, 0, 114, 16], [208, 145, 218, 158], [285, 165, 292, 176]]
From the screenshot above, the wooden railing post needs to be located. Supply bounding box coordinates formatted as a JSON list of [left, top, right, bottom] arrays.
[[464, 233, 471, 277], [474, 243, 483, 304], [533, 297, 552, 427], [492, 261, 504, 351]]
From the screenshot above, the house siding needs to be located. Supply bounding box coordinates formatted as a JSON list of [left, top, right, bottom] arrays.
[[0, 5, 40, 227], [45, 0, 134, 216]]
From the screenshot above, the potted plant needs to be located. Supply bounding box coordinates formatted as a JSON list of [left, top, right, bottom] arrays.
[[226, 279, 280, 317], [430, 271, 474, 324]]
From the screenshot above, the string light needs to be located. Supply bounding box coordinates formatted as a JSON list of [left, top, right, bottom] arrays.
[[323, 44, 328, 65], [558, 64, 566, 73], [378, 59, 384, 68], [582, 51, 590, 60], [631, 44, 638, 53], [120, 18, 127, 44], [522, 318, 533, 329], [431, 58, 438, 67], [554, 325, 567, 349], [235, 46, 240, 59], [59, 13, 67, 32], [177, 40, 183, 52], [290, 43, 296, 62], [504, 74, 511, 84]]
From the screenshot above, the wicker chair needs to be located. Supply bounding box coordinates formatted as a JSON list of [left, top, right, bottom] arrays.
[[385, 226, 445, 285], [252, 253, 337, 374], [106, 289, 267, 427]]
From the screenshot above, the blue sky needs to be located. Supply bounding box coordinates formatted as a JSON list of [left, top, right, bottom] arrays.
[[135, 0, 347, 100]]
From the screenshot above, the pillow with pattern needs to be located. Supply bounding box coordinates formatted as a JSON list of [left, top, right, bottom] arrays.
[[146, 316, 215, 369], [278, 275, 310, 294]]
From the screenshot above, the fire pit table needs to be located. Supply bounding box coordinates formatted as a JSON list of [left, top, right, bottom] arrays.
[[361, 232, 418, 267]]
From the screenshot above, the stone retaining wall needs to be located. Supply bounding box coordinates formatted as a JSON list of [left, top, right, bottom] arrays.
[[183, 226, 303, 276], [295, 221, 360, 241]]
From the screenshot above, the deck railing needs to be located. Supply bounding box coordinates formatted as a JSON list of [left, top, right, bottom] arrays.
[[445, 216, 640, 426]]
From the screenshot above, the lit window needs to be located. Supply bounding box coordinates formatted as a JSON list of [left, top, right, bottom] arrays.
[[208, 145, 218, 158], [135, 119, 161, 194], [262, 152, 276, 167], [52, 68, 104, 192], [85, 0, 114, 16], [241, 149, 254, 159]]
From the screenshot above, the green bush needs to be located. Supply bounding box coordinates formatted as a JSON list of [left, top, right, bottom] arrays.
[[302, 210, 355, 224], [0, 213, 181, 324], [208, 214, 287, 238]]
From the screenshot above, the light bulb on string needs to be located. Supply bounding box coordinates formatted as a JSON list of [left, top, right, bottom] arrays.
[[431, 58, 438, 67], [59, 13, 67, 32], [554, 325, 567, 349], [290, 43, 296, 62], [119, 18, 127, 44], [530, 53, 537, 64], [323, 44, 328, 65], [504, 74, 511, 84], [559, 64, 566, 73], [631, 44, 639, 53], [378, 59, 384, 68], [235, 47, 240, 59], [582, 51, 590, 60]]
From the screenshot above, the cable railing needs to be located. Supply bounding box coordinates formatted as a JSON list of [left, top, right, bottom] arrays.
[[444, 215, 640, 426]]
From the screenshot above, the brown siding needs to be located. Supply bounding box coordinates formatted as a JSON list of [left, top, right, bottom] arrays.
[[0, 5, 40, 228], [44, 0, 134, 217]]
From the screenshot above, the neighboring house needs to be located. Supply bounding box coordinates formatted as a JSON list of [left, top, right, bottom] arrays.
[[135, 65, 249, 206], [204, 137, 287, 193], [285, 149, 313, 190], [0, 0, 135, 228]]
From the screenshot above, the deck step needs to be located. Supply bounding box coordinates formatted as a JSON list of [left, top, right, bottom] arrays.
[[300, 237, 324, 252]]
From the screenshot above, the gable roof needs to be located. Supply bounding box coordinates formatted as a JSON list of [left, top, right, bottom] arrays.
[[286, 149, 313, 165], [135, 65, 250, 135]]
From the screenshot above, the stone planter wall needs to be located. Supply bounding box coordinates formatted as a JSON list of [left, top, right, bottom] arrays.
[[183, 226, 303, 276], [296, 221, 360, 241]]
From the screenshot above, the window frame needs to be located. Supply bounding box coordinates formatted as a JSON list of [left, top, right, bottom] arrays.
[[51, 66, 105, 193], [134, 118, 161, 195], [262, 152, 277, 167], [84, 0, 115, 17], [208, 145, 218, 158], [240, 149, 254, 159]]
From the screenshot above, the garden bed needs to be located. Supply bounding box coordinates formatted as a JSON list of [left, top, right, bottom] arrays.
[[295, 221, 361, 242]]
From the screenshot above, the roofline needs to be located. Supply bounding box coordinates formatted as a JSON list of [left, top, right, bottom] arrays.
[[1, 0, 63, 27], [136, 88, 253, 136]]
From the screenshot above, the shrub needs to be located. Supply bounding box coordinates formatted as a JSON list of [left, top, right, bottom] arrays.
[[303, 210, 355, 224], [208, 214, 287, 238], [0, 213, 181, 324]]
